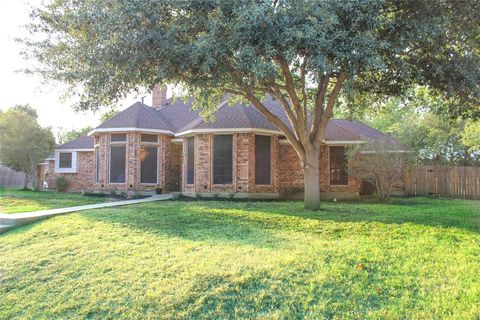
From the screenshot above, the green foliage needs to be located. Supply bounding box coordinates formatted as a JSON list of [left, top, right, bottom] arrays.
[[462, 120, 480, 152], [9, 104, 38, 119], [24, 1, 479, 113], [0, 107, 55, 188], [54, 175, 69, 193], [100, 108, 120, 123], [338, 86, 480, 166], [1, 199, 479, 318], [55, 126, 93, 145]]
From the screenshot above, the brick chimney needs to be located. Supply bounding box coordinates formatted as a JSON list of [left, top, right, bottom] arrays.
[[152, 83, 167, 109]]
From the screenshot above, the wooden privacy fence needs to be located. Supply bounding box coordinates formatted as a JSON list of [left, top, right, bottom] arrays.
[[0, 164, 27, 189], [405, 165, 480, 200]]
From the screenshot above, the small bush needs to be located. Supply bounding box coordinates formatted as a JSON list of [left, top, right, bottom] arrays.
[[55, 176, 70, 193], [279, 186, 304, 200]]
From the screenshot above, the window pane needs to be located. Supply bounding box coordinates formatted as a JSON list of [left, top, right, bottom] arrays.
[[95, 147, 99, 183], [111, 133, 126, 142], [187, 137, 195, 184], [59, 153, 72, 168], [141, 146, 158, 184], [213, 135, 233, 184], [330, 146, 348, 185], [110, 146, 126, 183], [255, 135, 271, 185], [141, 134, 158, 142]]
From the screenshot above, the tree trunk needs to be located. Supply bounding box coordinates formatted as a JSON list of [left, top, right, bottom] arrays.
[[303, 147, 321, 210], [23, 174, 29, 190]]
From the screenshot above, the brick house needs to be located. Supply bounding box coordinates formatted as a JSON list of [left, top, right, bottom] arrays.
[[38, 86, 405, 199]]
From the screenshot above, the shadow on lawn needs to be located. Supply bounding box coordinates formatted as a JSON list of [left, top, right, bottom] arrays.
[[168, 198, 480, 234], [239, 198, 480, 234], [81, 204, 282, 248]]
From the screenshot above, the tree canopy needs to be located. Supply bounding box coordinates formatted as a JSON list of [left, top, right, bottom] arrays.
[[0, 106, 55, 189], [24, 0, 480, 209]]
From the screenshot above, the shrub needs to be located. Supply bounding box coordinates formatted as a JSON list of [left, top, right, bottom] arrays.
[[279, 186, 304, 200], [55, 176, 69, 192]]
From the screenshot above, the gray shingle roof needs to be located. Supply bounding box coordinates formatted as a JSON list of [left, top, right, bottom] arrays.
[[57, 135, 94, 150], [91, 96, 390, 142], [97, 102, 175, 131]]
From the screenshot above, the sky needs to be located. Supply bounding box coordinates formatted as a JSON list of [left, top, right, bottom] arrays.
[[0, 0, 149, 131]]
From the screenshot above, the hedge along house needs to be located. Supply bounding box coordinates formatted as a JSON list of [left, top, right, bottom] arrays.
[[38, 85, 406, 198]]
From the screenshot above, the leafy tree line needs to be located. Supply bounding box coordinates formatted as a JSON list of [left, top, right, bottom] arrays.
[[338, 87, 480, 166], [0, 105, 55, 189], [24, 0, 479, 209]]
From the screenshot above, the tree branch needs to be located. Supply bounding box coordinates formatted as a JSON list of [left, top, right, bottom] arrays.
[[244, 90, 305, 156], [315, 72, 346, 143], [269, 82, 302, 141], [300, 56, 308, 118], [274, 56, 307, 137], [310, 74, 330, 139]]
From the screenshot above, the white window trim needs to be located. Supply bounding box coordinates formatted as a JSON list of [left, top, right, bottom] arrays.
[[278, 139, 366, 145], [54, 151, 78, 173], [175, 128, 282, 137], [89, 128, 174, 136]]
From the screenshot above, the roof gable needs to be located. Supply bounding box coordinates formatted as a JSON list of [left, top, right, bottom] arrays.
[[57, 135, 94, 150]]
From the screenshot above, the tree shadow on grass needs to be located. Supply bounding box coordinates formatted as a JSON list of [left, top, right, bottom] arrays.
[[228, 197, 480, 234], [80, 204, 282, 249]]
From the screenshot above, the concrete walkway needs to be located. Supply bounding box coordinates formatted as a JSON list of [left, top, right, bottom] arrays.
[[0, 194, 172, 233]]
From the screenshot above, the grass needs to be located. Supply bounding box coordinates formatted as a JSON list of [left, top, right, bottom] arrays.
[[1, 197, 479, 319], [0, 189, 110, 213]]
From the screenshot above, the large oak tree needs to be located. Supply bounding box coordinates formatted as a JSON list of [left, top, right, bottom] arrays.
[[25, 0, 479, 209]]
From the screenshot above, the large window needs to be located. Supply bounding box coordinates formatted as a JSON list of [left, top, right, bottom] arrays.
[[330, 146, 348, 185], [213, 135, 233, 184], [186, 137, 195, 185], [140, 146, 158, 184], [59, 153, 72, 168], [255, 135, 271, 185], [95, 147, 99, 183], [110, 146, 126, 183]]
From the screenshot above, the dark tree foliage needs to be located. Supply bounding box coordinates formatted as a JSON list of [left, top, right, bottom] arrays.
[[24, 0, 480, 209]]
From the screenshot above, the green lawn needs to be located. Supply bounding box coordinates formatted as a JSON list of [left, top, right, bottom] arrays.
[[1, 198, 479, 319], [0, 189, 110, 213]]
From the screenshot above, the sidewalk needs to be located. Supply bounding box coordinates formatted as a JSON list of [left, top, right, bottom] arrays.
[[0, 194, 172, 233]]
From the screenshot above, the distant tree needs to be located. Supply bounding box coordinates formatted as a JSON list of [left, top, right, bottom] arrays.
[[338, 87, 480, 166], [347, 139, 407, 201], [9, 104, 39, 119], [0, 107, 55, 189], [24, 1, 480, 209], [462, 120, 480, 153], [100, 109, 120, 123], [55, 126, 93, 145]]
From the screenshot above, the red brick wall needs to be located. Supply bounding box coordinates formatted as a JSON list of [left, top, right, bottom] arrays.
[[61, 151, 95, 192], [182, 133, 280, 194], [94, 132, 181, 192], [276, 144, 362, 195]]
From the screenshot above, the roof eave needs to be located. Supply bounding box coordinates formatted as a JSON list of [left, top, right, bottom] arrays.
[[175, 128, 282, 137], [88, 127, 175, 136]]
